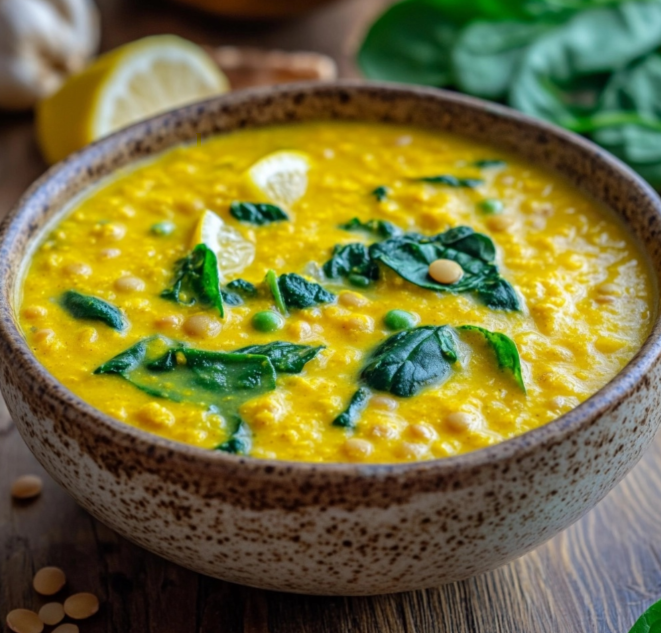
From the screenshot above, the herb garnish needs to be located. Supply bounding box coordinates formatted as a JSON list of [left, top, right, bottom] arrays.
[[369, 226, 519, 310], [371, 186, 389, 201], [60, 290, 127, 331], [161, 244, 225, 317], [230, 201, 289, 225], [339, 217, 402, 239], [417, 175, 483, 188]]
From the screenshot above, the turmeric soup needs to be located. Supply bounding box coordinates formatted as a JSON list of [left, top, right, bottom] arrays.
[[18, 121, 654, 463]]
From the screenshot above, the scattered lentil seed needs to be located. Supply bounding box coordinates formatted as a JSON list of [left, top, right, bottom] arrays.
[[33, 567, 66, 595], [52, 625, 79, 633], [428, 259, 463, 285], [6, 609, 43, 633], [409, 423, 435, 441], [114, 276, 145, 293], [22, 306, 47, 319], [10, 475, 43, 500], [183, 315, 221, 338], [155, 315, 182, 329], [63, 593, 99, 620], [38, 603, 65, 626], [371, 395, 398, 411], [63, 263, 92, 277], [33, 329, 55, 344], [445, 412, 473, 432]]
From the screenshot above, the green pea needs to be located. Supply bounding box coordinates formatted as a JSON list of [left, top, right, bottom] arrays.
[[252, 310, 284, 332], [151, 221, 176, 236], [478, 199, 504, 215], [384, 309, 417, 330], [348, 273, 371, 288]]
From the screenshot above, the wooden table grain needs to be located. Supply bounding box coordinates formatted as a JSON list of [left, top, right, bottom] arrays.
[[1, 1, 660, 631]]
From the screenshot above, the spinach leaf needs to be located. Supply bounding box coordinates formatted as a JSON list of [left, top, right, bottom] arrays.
[[230, 201, 289, 225], [226, 278, 257, 298], [60, 290, 127, 331], [453, 20, 555, 100], [371, 186, 389, 202], [323, 243, 380, 287], [216, 418, 252, 454], [369, 226, 519, 310], [361, 325, 458, 397], [278, 273, 336, 310], [357, 0, 460, 86], [417, 175, 483, 188], [234, 342, 325, 373], [432, 0, 530, 22], [510, 2, 661, 129], [592, 53, 661, 188], [458, 325, 526, 392], [95, 336, 278, 456], [161, 244, 225, 317], [629, 598, 661, 633], [339, 217, 402, 239], [333, 387, 371, 428], [265, 269, 288, 315]]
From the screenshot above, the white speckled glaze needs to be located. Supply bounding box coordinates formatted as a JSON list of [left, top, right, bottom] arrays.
[[1, 82, 660, 595]]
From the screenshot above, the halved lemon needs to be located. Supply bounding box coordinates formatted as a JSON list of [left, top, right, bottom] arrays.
[[191, 210, 255, 280], [37, 35, 229, 164], [246, 150, 311, 207]]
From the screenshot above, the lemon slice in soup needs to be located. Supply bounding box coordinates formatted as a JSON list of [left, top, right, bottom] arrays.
[[246, 150, 310, 206], [191, 210, 255, 279]]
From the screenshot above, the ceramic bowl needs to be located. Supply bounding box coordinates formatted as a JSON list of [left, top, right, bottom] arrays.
[[1, 82, 660, 596]]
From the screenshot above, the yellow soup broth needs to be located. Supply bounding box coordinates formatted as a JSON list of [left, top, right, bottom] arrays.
[[18, 121, 654, 463]]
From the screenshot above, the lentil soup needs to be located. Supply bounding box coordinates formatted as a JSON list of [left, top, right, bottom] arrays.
[[18, 121, 654, 463]]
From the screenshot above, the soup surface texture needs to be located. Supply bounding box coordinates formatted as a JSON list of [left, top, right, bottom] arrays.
[[19, 121, 654, 463]]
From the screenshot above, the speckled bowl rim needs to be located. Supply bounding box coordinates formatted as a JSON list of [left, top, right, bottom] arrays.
[[1, 80, 661, 481]]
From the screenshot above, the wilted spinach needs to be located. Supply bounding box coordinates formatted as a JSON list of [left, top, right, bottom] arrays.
[[370, 226, 520, 310], [417, 175, 483, 188], [323, 243, 380, 287], [278, 273, 336, 310], [265, 269, 288, 315], [332, 387, 371, 429], [234, 341, 325, 374], [339, 217, 402, 239], [161, 244, 225, 317], [371, 186, 390, 202], [230, 201, 289, 225], [60, 290, 127, 331]]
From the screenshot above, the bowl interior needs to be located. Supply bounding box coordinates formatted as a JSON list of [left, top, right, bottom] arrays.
[[2, 81, 661, 474]]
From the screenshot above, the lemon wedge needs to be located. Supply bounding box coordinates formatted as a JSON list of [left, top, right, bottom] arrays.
[[191, 210, 255, 280], [37, 35, 229, 164], [246, 150, 310, 207]]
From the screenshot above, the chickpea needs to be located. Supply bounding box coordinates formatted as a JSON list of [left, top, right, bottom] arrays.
[[371, 395, 398, 411], [155, 314, 183, 330], [183, 314, 221, 338], [114, 275, 146, 293], [64, 262, 92, 277], [409, 423, 435, 441], [428, 259, 463, 285], [445, 412, 473, 432], [343, 438, 373, 460], [343, 314, 374, 333], [33, 329, 55, 344], [23, 306, 47, 320], [396, 442, 426, 460], [99, 248, 121, 259], [339, 291, 369, 308], [487, 215, 514, 232]]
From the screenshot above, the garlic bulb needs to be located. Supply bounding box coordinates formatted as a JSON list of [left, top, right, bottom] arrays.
[[0, 0, 100, 110]]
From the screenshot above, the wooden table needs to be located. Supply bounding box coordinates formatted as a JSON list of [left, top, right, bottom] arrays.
[[1, 1, 660, 631]]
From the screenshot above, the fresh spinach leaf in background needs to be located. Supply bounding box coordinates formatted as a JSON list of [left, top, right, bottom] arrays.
[[358, 0, 459, 86], [161, 244, 225, 317], [333, 387, 371, 428], [369, 226, 520, 310], [509, 1, 661, 129], [592, 53, 661, 187], [453, 20, 555, 99], [277, 273, 336, 309], [230, 201, 289, 225], [458, 325, 526, 392], [361, 325, 458, 397], [60, 290, 127, 331], [629, 598, 661, 632]]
